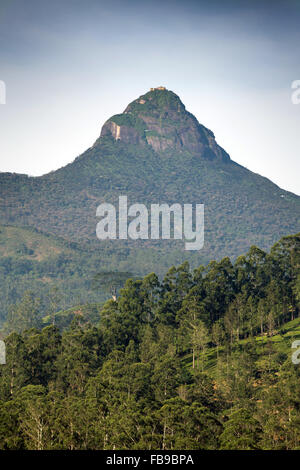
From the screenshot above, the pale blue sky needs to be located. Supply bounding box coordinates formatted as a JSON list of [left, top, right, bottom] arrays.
[[0, 0, 299, 194]]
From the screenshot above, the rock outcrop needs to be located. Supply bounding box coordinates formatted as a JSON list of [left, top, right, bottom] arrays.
[[99, 87, 230, 162]]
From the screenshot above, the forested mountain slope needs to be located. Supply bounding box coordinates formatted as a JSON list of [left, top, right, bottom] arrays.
[[0, 88, 299, 273], [0, 233, 299, 450]]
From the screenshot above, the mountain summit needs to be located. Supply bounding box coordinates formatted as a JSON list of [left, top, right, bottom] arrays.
[[99, 87, 229, 161], [0, 87, 299, 276]]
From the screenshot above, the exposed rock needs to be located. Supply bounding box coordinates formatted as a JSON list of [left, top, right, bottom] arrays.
[[100, 120, 142, 145], [99, 87, 230, 162]]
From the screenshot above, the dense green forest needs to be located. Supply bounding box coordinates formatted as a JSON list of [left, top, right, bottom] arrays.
[[0, 224, 140, 325], [0, 233, 299, 450], [1, 88, 300, 335]]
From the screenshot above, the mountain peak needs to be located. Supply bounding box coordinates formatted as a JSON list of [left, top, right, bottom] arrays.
[[98, 88, 230, 161], [124, 87, 185, 114]]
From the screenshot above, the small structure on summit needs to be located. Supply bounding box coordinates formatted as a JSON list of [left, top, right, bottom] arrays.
[[150, 86, 166, 91]]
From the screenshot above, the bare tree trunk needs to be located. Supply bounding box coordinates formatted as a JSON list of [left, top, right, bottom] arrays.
[[192, 348, 195, 369], [10, 365, 14, 396], [162, 419, 166, 450]]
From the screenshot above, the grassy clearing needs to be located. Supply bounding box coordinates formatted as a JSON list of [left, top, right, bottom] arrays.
[[183, 317, 300, 376], [0, 225, 74, 260]]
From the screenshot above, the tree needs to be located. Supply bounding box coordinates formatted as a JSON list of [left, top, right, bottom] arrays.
[[4, 291, 41, 334], [220, 408, 261, 450], [191, 320, 209, 372]]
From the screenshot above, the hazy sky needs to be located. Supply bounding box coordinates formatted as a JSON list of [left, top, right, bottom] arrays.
[[0, 0, 299, 195]]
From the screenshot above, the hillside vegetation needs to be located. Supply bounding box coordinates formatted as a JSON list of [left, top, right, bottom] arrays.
[[0, 88, 299, 276], [0, 225, 136, 324], [0, 233, 300, 450]]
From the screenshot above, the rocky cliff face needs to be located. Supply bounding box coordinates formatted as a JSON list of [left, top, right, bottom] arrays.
[[99, 87, 230, 162]]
